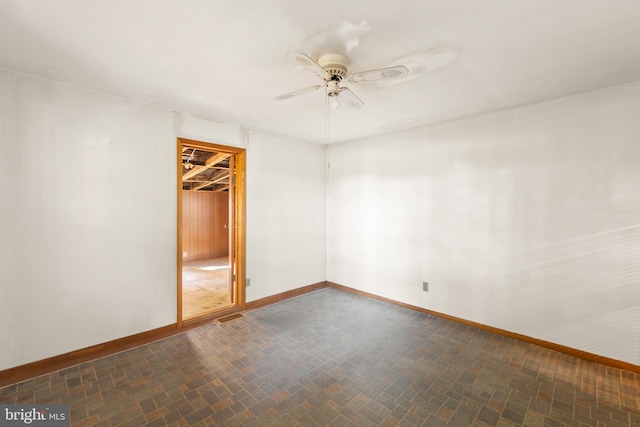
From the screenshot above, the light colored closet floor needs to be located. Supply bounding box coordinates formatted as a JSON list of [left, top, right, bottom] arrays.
[[182, 257, 231, 319]]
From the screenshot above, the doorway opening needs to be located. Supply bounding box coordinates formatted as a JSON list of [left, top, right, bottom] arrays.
[[177, 138, 245, 327]]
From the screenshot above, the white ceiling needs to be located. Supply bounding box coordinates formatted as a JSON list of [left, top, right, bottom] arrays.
[[2, 0, 640, 143]]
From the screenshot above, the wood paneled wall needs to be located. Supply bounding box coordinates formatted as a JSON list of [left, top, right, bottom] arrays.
[[182, 191, 229, 262]]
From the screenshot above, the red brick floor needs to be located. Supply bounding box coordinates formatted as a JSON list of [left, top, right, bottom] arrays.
[[1, 288, 639, 426]]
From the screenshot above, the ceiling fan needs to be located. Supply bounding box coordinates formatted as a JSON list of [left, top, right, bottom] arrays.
[[274, 53, 409, 110]]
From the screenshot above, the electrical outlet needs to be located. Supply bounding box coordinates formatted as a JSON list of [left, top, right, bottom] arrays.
[[246, 278, 251, 287], [183, 252, 187, 257], [422, 281, 429, 292]]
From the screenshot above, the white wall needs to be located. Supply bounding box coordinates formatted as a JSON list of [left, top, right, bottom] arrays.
[[0, 71, 177, 372], [327, 82, 640, 365], [245, 132, 327, 300], [3, 65, 637, 370], [0, 72, 18, 369], [0, 71, 327, 370]]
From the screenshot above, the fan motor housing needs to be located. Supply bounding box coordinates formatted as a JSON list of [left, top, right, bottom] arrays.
[[318, 54, 349, 81]]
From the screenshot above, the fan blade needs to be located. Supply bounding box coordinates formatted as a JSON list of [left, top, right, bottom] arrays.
[[347, 65, 409, 83], [339, 87, 364, 110], [273, 84, 322, 101], [289, 53, 330, 81]]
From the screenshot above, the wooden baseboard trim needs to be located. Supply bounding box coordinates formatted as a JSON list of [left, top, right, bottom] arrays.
[[245, 281, 328, 311], [0, 324, 178, 388], [0, 282, 329, 388], [5, 280, 634, 388], [327, 282, 640, 374]]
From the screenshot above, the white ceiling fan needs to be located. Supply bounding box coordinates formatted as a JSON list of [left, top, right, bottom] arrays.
[[274, 53, 409, 110]]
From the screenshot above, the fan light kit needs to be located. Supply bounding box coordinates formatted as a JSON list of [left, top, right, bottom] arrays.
[[274, 53, 409, 109]]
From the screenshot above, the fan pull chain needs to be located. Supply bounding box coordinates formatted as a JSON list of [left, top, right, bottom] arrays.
[[325, 85, 330, 144]]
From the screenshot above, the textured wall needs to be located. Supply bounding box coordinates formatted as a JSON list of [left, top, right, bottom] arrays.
[[245, 131, 327, 301], [0, 71, 177, 370], [327, 82, 640, 365], [0, 71, 328, 370]]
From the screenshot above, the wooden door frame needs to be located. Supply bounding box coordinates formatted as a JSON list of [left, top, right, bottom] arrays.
[[177, 137, 246, 328]]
